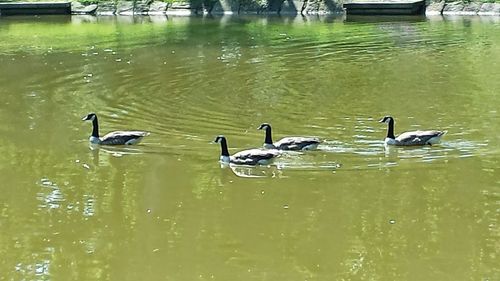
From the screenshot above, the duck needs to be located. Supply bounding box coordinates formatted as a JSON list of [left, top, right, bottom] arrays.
[[82, 113, 149, 145], [214, 135, 280, 165], [257, 123, 320, 151], [379, 116, 446, 146]]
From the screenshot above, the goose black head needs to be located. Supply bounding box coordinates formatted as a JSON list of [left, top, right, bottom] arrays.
[[379, 116, 394, 124], [214, 135, 226, 144], [258, 123, 271, 130], [82, 113, 97, 121]]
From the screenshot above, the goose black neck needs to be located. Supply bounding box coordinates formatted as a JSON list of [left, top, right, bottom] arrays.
[[219, 138, 230, 157], [386, 119, 395, 139], [264, 126, 273, 144], [91, 117, 99, 138]]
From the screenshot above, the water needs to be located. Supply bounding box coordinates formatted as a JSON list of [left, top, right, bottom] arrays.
[[0, 14, 499, 280]]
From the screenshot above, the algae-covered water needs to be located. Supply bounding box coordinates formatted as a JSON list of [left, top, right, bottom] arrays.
[[0, 15, 499, 280]]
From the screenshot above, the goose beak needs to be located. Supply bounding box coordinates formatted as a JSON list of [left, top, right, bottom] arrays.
[[82, 116, 88, 121], [378, 118, 385, 123]]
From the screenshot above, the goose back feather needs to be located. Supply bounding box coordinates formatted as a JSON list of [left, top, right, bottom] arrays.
[[100, 131, 150, 145], [395, 130, 446, 146], [258, 123, 320, 151], [214, 135, 279, 166], [274, 136, 321, 151], [231, 148, 280, 165]]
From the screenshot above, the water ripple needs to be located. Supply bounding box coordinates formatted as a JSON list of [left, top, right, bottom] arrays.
[[37, 178, 65, 210]]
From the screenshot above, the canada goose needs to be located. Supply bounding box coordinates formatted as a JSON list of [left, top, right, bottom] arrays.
[[257, 123, 320, 151], [82, 113, 149, 145], [214, 135, 279, 165], [379, 116, 446, 146]]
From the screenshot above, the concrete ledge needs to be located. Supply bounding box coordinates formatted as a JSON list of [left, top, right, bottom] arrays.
[[343, 0, 425, 15], [0, 2, 71, 15]]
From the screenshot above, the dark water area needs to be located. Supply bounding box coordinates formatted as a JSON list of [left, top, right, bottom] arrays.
[[0, 14, 499, 280]]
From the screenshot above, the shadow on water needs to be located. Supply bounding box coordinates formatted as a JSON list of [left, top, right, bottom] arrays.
[[221, 162, 342, 178], [223, 164, 283, 178], [344, 15, 427, 23], [0, 14, 71, 24], [86, 141, 197, 159], [88, 143, 148, 157]]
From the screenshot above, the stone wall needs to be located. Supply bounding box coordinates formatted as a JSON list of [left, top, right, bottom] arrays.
[[72, 0, 500, 16], [72, 0, 344, 15], [426, 1, 500, 16]]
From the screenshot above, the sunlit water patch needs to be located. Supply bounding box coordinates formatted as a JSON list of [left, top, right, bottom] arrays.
[[37, 178, 65, 210]]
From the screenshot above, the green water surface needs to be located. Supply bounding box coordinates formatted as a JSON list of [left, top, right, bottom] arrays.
[[0, 14, 499, 281]]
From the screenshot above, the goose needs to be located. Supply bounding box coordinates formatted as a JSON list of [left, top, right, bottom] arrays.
[[257, 123, 320, 151], [379, 116, 446, 146], [82, 113, 149, 145], [214, 135, 280, 165]]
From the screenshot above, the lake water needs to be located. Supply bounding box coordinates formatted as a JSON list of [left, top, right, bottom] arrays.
[[0, 14, 499, 281]]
